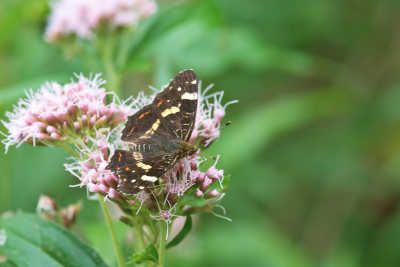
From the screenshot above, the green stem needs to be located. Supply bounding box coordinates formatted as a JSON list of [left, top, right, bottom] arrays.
[[132, 216, 146, 252], [98, 195, 125, 267], [101, 34, 121, 96], [116, 28, 134, 72], [158, 221, 167, 267]]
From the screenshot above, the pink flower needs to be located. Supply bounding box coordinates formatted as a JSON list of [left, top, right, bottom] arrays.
[[1, 74, 136, 153], [45, 0, 157, 42], [158, 210, 173, 222], [150, 202, 180, 239], [205, 166, 224, 181]]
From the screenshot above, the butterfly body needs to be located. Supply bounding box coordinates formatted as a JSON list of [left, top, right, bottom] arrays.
[[106, 70, 198, 194]]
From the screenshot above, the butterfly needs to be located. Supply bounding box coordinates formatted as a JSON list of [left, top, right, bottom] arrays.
[[106, 70, 199, 194]]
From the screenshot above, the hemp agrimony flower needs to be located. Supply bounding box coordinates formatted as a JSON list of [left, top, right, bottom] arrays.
[[45, 0, 157, 42], [1, 74, 132, 153]]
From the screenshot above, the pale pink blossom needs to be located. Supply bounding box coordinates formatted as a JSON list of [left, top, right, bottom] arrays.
[[1, 74, 136, 153], [45, 0, 157, 42]]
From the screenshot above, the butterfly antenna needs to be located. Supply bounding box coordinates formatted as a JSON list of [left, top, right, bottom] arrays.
[[199, 153, 216, 161], [194, 153, 217, 171], [199, 122, 231, 161], [196, 156, 207, 170], [209, 121, 231, 135]]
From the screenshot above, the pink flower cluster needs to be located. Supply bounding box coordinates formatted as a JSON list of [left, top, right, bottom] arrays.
[[188, 84, 238, 147], [161, 156, 224, 205], [1, 74, 132, 153], [45, 0, 157, 42]]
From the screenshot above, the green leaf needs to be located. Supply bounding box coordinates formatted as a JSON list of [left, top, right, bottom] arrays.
[[0, 213, 108, 267], [127, 243, 158, 264], [221, 175, 231, 191], [187, 198, 206, 207], [0, 260, 16, 267], [166, 215, 192, 250]]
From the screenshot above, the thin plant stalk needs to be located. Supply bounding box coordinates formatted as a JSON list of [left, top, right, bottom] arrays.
[[98, 194, 125, 267], [100, 33, 121, 95], [158, 221, 167, 267]]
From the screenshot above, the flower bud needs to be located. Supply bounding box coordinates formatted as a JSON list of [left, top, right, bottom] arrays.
[[108, 188, 124, 202], [205, 189, 219, 198], [88, 183, 102, 194], [200, 177, 212, 192], [74, 122, 81, 132], [81, 115, 88, 127], [190, 160, 198, 170], [90, 116, 96, 128], [50, 132, 62, 139], [46, 126, 58, 133], [98, 184, 109, 194], [195, 189, 203, 197], [34, 133, 51, 140], [104, 174, 118, 189], [94, 115, 107, 128], [196, 172, 206, 183], [205, 166, 223, 181]]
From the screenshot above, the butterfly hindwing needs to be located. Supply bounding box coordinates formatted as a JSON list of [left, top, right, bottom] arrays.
[[107, 148, 178, 194], [152, 70, 198, 142]]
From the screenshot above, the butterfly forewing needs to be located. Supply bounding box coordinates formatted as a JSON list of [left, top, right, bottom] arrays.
[[152, 70, 198, 142], [120, 105, 174, 144]]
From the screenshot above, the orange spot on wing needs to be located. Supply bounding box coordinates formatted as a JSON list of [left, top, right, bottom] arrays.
[[125, 167, 130, 171], [139, 110, 151, 119], [126, 126, 135, 136], [157, 100, 164, 107]]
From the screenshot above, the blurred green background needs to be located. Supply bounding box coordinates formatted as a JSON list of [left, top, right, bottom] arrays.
[[2, 0, 400, 266]]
